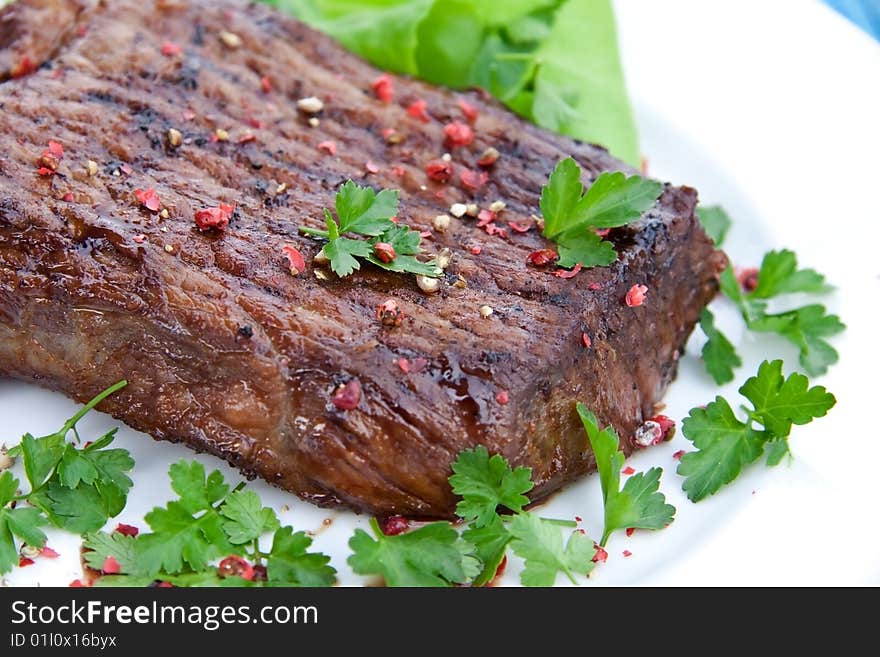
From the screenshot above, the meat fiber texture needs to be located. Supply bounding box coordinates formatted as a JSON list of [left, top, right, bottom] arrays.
[[0, 0, 725, 517]]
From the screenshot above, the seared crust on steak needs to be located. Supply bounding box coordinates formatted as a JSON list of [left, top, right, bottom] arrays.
[[0, 0, 725, 516]]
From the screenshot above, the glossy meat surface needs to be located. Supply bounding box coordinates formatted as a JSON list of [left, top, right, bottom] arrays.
[[0, 0, 725, 516]]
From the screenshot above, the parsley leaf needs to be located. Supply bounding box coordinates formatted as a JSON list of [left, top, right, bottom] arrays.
[[0, 471, 48, 574], [749, 249, 830, 298], [334, 180, 399, 236], [29, 482, 109, 534], [507, 513, 595, 586], [718, 250, 844, 376], [699, 308, 742, 385], [449, 446, 533, 527], [86, 460, 336, 586], [678, 397, 767, 502], [266, 526, 336, 587], [82, 531, 143, 576], [169, 460, 229, 514], [20, 433, 66, 490], [461, 514, 511, 586], [577, 404, 675, 545], [0, 382, 131, 575], [322, 234, 373, 277], [749, 305, 845, 377], [136, 500, 232, 575], [539, 158, 662, 269], [348, 518, 472, 587], [301, 180, 440, 279], [739, 360, 836, 438], [220, 490, 280, 545], [679, 360, 836, 501], [696, 205, 731, 246]]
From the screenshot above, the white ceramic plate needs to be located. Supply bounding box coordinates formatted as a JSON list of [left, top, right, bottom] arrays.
[[4, 0, 879, 586]]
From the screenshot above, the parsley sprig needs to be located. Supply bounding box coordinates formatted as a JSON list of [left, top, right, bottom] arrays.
[[299, 180, 439, 278], [678, 360, 836, 501], [577, 404, 675, 546], [695, 211, 844, 383], [539, 157, 663, 269], [83, 460, 336, 587], [350, 411, 677, 587], [718, 251, 843, 378], [348, 445, 595, 587], [0, 381, 133, 574]]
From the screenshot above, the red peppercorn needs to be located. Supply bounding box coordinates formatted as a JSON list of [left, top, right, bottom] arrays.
[[373, 242, 397, 263], [217, 555, 255, 581], [102, 556, 121, 574], [406, 99, 430, 123], [672, 449, 685, 460], [484, 223, 506, 238], [622, 550, 633, 557], [371, 74, 394, 103], [425, 159, 453, 183], [625, 284, 648, 307], [282, 245, 306, 275], [554, 263, 583, 279], [527, 249, 558, 267], [252, 564, 268, 582], [507, 219, 531, 234], [161, 41, 182, 57], [581, 332, 592, 349], [40, 546, 60, 558], [460, 168, 489, 190], [114, 523, 139, 537], [377, 299, 404, 327], [622, 466, 636, 476], [69, 579, 88, 588], [134, 188, 161, 212], [332, 379, 361, 411], [457, 98, 479, 123], [592, 545, 608, 564], [19, 557, 34, 568], [379, 515, 409, 536], [737, 267, 759, 292], [37, 140, 64, 173], [11, 55, 36, 79], [318, 140, 337, 155], [477, 210, 496, 227], [260, 75, 272, 93], [443, 121, 474, 148], [648, 414, 676, 442], [496, 390, 509, 405], [195, 203, 235, 231], [626, 527, 635, 537], [477, 147, 500, 168]]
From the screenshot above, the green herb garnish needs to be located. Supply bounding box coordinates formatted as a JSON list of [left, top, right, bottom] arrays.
[[577, 404, 675, 546], [678, 360, 836, 501], [84, 460, 336, 587], [696, 204, 732, 246], [701, 249, 844, 382], [300, 180, 438, 278], [539, 157, 662, 269], [0, 381, 132, 574]]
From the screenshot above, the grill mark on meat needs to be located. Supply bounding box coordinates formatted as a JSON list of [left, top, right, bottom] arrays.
[[0, 0, 726, 517]]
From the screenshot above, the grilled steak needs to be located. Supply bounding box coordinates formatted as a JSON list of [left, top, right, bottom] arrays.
[[0, 0, 725, 517]]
